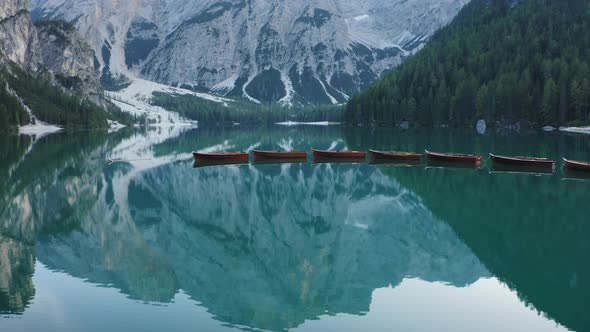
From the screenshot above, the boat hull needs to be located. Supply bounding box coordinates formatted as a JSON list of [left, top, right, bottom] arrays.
[[253, 158, 307, 165], [426, 160, 482, 170], [312, 149, 367, 159], [490, 154, 555, 170], [426, 150, 482, 165], [370, 150, 422, 161], [252, 150, 308, 160], [563, 168, 590, 181], [193, 160, 249, 168], [193, 152, 250, 162], [370, 160, 422, 167], [563, 158, 590, 172], [313, 158, 368, 164], [490, 164, 555, 175]]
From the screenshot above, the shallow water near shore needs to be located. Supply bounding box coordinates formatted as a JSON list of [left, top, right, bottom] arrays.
[[0, 126, 588, 332]]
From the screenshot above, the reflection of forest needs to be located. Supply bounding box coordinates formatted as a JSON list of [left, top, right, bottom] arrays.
[[387, 166, 590, 332], [344, 128, 590, 332], [3, 125, 586, 331], [0, 127, 488, 331]]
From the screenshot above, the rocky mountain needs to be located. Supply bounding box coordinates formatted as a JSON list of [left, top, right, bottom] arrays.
[[1, 0, 101, 99], [31, 0, 469, 105], [35, 20, 103, 101], [0, 0, 40, 71], [0, 0, 119, 131]]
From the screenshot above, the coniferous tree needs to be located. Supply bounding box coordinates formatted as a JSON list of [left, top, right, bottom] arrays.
[[542, 78, 558, 123], [345, 0, 590, 126], [0, 104, 9, 131]]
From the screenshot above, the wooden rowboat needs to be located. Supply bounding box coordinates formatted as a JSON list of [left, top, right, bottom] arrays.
[[490, 153, 555, 169], [426, 150, 483, 165], [312, 149, 367, 159], [252, 150, 308, 159], [563, 158, 590, 172], [193, 152, 250, 162], [370, 150, 422, 161]]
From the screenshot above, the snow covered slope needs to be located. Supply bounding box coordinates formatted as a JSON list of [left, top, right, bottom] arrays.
[[105, 77, 228, 126], [32, 0, 468, 105]]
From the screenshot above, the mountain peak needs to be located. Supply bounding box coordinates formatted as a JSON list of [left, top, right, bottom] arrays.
[[32, 0, 468, 105]]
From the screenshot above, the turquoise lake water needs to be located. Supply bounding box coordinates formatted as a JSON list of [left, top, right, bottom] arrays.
[[0, 126, 588, 331]]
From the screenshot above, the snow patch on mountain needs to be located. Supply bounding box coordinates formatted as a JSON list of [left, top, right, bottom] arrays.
[[31, 0, 469, 106], [105, 77, 229, 126]]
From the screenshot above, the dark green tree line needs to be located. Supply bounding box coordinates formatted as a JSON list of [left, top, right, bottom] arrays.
[[151, 92, 342, 125], [0, 78, 30, 131], [6, 68, 108, 128], [1, 65, 133, 130], [346, 0, 590, 126]]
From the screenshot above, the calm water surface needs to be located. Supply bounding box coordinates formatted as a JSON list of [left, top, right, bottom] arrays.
[[0, 126, 588, 332]]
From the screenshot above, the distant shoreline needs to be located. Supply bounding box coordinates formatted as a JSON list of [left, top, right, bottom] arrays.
[[560, 127, 590, 135], [276, 121, 341, 127]]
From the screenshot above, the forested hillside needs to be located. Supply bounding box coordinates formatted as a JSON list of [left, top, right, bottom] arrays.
[[346, 0, 590, 126], [0, 0, 132, 133], [151, 93, 341, 125], [0, 65, 134, 132], [0, 77, 30, 130]]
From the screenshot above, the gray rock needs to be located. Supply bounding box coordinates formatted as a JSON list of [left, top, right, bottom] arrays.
[[0, 0, 40, 71], [476, 119, 486, 134], [0, 0, 104, 105], [36, 21, 103, 104], [32, 0, 469, 105]]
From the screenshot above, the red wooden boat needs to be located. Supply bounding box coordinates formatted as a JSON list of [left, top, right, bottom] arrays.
[[252, 150, 308, 159], [370, 150, 422, 161], [193, 151, 250, 162], [563, 158, 590, 172], [490, 153, 555, 169], [426, 150, 483, 165], [312, 149, 367, 159]]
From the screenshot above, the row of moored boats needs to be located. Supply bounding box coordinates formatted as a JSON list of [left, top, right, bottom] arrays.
[[193, 149, 590, 173]]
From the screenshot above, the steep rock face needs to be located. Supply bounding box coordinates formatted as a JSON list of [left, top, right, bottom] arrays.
[[0, 0, 33, 31], [32, 0, 469, 105], [0, 0, 104, 108], [0, 0, 28, 18], [0, 0, 40, 71], [35, 20, 102, 102]]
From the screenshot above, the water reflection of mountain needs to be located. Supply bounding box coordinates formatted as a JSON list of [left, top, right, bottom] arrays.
[[0, 128, 490, 330], [35, 161, 488, 331], [0, 236, 35, 314], [0, 132, 125, 242], [0, 130, 130, 314], [8, 126, 583, 331]]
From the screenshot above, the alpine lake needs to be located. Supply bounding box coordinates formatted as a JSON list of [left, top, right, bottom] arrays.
[[0, 125, 588, 332]]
